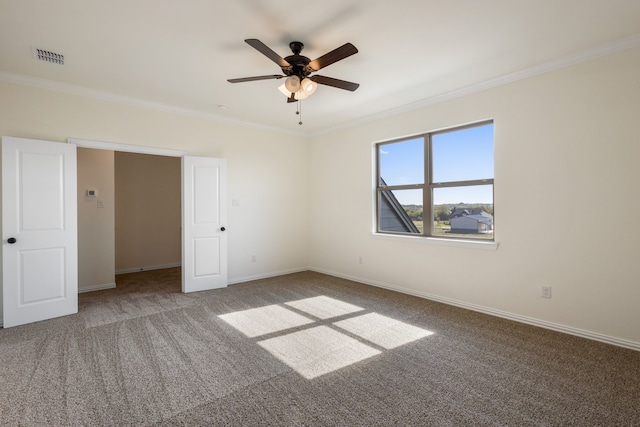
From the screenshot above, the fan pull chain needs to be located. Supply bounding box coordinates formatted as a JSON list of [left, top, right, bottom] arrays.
[[296, 98, 303, 125]]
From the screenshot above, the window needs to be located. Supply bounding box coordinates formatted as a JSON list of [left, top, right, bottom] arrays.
[[376, 121, 494, 241]]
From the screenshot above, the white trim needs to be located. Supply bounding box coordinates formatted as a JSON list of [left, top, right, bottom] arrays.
[[227, 267, 308, 285], [78, 282, 116, 293], [72, 139, 184, 288], [372, 232, 499, 250], [308, 266, 640, 352], [310, 33, 640, 137], [1, 34, 638, 138], [116, 262, 181, 275], [0, 71, 305, 138], [69, 138, 186, 157]]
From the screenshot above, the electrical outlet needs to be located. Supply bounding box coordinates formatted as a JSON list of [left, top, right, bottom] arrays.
[[251, 254, 256, 263], [541, 285, 552, 299], [358, 256, 363, 265]]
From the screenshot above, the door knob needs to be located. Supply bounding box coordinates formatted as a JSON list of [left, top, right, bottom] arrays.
[[220, 227, 226, 232], [7, 237, 17, 244]]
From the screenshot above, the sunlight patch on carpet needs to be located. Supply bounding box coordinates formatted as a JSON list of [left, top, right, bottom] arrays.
[[334, 312, 434, 349], [284, 296, 363, 319], [219, 305, 314, 338], [258, 326, 381, 379], [219, 295, 434, 379]]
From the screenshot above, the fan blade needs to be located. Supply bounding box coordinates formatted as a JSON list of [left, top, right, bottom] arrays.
[[310, 75, 359, 91], [227, 75, 284, 83], [245, 39, 290, 68], [308, 43, 358, 71]]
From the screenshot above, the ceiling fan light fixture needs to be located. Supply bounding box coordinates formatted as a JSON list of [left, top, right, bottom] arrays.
[[301, 78, 317, 96], [278, 83, 293, 98], [278, 78, 318, 100], [284, 75, 301, 93]]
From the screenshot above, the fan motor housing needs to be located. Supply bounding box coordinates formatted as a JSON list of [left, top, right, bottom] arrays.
[[282, 42, 314, 78]]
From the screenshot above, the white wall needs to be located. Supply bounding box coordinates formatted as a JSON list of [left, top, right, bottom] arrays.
[[2, 47, 639, 349], [308, 47, 640, 348], [0, 81, 310, 321], [115, 152, 181, 273], [77, 147, 115, 291]]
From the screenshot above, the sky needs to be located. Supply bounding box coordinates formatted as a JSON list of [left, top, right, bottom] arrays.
[[379, 123, 493, 205]]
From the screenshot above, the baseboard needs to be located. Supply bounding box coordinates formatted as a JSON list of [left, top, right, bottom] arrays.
[[228, 267, 309, 285], [78, 282, 116, 293], [308, 266, 640, 352], [116, 262, 181, 275]]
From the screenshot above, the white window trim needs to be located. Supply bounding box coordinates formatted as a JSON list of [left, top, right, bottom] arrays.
[[371, 231, 498, 250], [372, 121, 496, 247]]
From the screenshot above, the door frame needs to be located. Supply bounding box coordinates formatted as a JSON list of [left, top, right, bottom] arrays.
[[71, 138, 187, 289], [69, 138, 186, 158], [71, 139, 229, 292], [70, 138, 193, 286]]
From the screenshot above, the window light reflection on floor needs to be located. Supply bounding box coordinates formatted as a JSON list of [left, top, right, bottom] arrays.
[[218, 295, 434, 379], [284, 295, 364, 319], [333, 312, 434, 349], [258, 325, 381, 379], [218, 304, 313, 338]]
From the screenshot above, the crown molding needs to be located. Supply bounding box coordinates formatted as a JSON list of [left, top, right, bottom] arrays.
[[2, 33, 638, 140], [310, 33, 640, 138], [0, 71, 306, 138]]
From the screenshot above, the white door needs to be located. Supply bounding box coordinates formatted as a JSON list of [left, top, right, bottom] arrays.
[[2, 137, 78, 327], [182, 156, 227, 293]]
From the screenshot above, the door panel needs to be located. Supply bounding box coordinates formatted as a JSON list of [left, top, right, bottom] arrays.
[[194, 166, 219, 224], [182, 156, 227, 292], [21, 248, 66, 303], [2, 137, 78, 327], [21, 151, 66, 230], [194, 237, 220, 277]]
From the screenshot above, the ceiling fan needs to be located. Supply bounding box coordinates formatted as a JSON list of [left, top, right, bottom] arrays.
[[228, 39, 359, 103]]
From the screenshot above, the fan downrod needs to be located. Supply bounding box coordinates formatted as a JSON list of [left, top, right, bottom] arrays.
[[289, 41, 304, 55]]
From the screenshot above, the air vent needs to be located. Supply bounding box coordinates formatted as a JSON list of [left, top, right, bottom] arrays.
[[32, 47, 64, 65]]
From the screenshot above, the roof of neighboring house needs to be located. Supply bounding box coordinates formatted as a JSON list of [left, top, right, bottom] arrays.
[[451, 208, 492, 218], [450, 208, 471, 218], [379, 179, 419, 233], [450, 208, 493, 225]]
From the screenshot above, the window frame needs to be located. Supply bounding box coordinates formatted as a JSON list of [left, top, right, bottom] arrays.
[[375, 120, 494, 241]]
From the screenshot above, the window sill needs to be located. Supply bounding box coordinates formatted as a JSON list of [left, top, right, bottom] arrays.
[[371, 232, 499, 250]]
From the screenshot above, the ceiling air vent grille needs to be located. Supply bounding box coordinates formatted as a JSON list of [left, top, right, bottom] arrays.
[[32, 47, 64, 65]]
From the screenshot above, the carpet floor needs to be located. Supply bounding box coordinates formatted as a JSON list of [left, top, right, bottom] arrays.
[[0, 268, 638, 426]]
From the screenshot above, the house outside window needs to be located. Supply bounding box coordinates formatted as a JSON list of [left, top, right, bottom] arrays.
[[375, 121, 494, 241]]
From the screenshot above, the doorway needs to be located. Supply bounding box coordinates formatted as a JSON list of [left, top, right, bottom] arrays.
[[71, 137, 228, 294], [114, 151, 182, 275], [76, 149, 181, 293]]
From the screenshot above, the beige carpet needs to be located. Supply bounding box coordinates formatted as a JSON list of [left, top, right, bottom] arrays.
[[0, 268, 638, 426]]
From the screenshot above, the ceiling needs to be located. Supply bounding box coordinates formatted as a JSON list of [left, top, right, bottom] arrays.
[[1, 0, 639, 135]]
